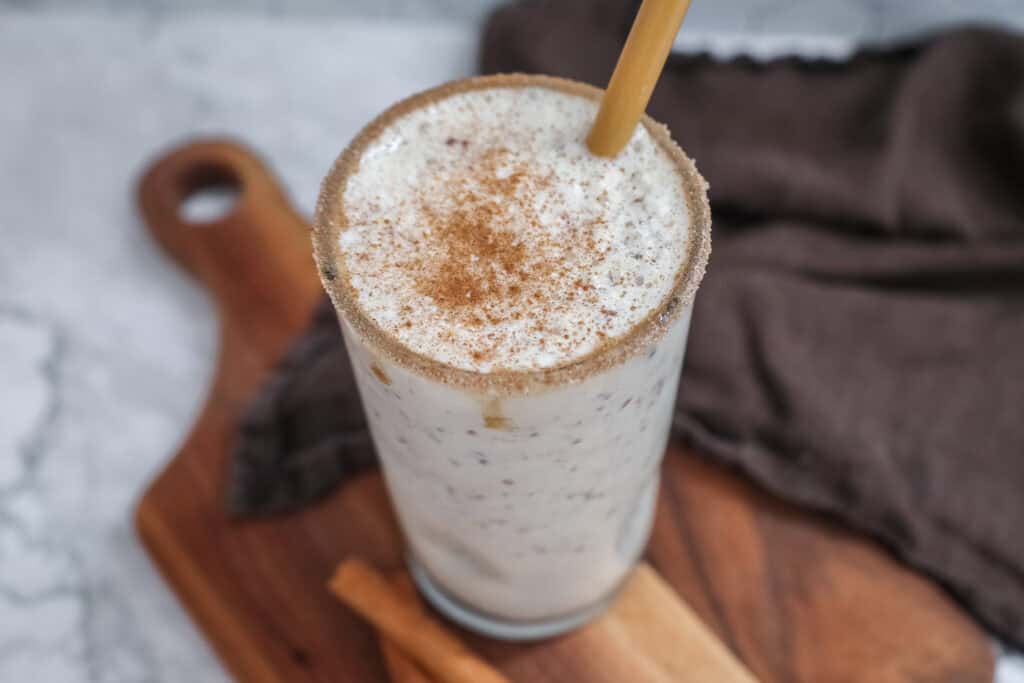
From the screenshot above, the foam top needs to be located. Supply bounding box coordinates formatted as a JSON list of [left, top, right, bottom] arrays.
[[332, 84, 691, 373]]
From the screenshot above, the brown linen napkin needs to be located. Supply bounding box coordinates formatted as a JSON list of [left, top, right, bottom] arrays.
[[228, 300, 376, 514], [229, 1, 1024, 647]]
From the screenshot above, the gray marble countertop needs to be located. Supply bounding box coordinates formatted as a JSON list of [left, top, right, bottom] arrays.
[[2, 3, 1024, 681]]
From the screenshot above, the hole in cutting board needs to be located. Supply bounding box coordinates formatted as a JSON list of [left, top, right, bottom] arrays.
[[178, 162, 242, 225]]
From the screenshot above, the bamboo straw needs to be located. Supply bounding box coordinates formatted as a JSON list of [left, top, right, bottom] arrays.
[[587, 0, 692, 157]]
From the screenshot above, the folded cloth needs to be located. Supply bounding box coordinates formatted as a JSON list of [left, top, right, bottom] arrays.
[[228, 300, 376, 515], [229, 0, 1024, 646]]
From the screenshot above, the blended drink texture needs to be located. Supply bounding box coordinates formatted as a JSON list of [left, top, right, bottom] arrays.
[[314, 75, 710, 635]]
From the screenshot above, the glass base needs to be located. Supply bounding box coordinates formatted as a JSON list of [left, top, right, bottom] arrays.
[[408, 555, 616, 641]]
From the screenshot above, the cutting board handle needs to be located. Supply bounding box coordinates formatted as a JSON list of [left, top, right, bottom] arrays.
[[136, 138, 321, 312]]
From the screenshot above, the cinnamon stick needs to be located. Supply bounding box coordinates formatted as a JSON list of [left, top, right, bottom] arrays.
[[329, 558, 509, 683], [379, 637, 435, 683], [378, 575, 435, 683]]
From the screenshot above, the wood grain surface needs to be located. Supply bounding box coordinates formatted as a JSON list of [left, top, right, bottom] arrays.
[[135, 139, 995, 683]]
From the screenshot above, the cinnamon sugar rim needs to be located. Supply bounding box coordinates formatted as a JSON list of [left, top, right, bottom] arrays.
[[313, 73, 711, 397]]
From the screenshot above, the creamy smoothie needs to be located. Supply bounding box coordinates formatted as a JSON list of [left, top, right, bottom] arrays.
[[313, 74, 710, 639]]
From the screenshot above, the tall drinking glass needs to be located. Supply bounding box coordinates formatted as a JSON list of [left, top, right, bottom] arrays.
[[313, 74, 710, 640]]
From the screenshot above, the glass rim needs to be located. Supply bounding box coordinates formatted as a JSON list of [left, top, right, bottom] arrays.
[[312, 73, 711, 396]]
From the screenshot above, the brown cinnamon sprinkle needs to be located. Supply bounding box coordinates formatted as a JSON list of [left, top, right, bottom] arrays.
[[404, 146, 617, 366], [370, 363, 392, 385], [415, 150, 540, 311]]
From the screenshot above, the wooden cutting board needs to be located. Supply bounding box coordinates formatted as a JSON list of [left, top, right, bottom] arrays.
[[135, 139, 994, 683]]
